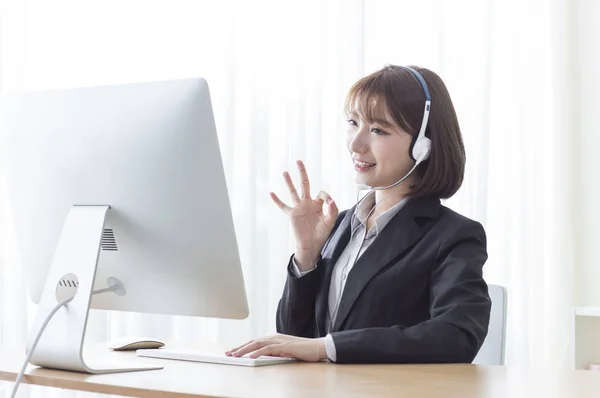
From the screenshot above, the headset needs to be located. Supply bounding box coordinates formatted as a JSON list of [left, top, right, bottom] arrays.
[[328, 66, 432, 332], [356, 66, 431, 191]]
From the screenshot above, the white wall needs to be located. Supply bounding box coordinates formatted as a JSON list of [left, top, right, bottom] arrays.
[[574, 0, 600, 306]]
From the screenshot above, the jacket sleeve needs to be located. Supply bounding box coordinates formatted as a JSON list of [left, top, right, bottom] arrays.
[[329, 220, 491, 363], [275, 255, 326, 337], [276, 210, 348, 338]]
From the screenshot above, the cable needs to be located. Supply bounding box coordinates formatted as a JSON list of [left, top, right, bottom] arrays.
[[328, 161, 421, 332], [355, 159, 420, 204], [353, 157, 422, 235], [327, 183, 399, 332], [10, 283, 121, 397], [10, 296, 72, 398]]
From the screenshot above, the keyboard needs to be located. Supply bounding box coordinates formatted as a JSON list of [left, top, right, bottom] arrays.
[[136, 348, 298, 367]]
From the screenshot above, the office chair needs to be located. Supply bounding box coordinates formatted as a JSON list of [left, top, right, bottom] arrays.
[[472, 284, 507, 365]]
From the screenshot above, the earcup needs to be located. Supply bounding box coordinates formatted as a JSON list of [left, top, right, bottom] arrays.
[[411, 137, 431, 163]]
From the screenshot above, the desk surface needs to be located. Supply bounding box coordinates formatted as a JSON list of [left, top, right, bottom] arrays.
[[1, 344, 600, 398]]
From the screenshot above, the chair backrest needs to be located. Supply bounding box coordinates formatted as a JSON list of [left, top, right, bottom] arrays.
[[472, 284, 507, 365]]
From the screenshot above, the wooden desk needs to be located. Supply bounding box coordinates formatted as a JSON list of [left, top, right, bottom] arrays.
[[1, 344, 600, 397]]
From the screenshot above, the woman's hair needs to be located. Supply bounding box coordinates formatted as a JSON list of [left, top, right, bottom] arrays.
[[344, 65, 465, 199]]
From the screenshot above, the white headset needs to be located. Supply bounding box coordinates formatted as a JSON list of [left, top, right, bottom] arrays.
[[357, 66, 431, 191], [407, 66, 432, 164]]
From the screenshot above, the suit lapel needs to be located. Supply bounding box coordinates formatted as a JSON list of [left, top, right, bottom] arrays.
[[331, 196, 440, 332], [315, 210, 353, 336]]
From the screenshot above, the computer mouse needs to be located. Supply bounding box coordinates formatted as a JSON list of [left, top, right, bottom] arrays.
[[107, 337, 165, 351]]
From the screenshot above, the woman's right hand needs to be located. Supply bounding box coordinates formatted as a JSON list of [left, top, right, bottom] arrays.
[[270, 160, 339, 271]]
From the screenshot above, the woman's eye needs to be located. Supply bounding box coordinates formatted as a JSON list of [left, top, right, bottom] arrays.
[[371, 128, 388, 135], [347, 119, 358, 126]]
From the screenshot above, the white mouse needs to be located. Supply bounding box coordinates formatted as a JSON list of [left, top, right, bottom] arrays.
[[107, 337, 165, 351]]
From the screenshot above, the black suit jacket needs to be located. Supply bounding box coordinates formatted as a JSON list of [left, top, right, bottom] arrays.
[[276, 195, 491, 364]]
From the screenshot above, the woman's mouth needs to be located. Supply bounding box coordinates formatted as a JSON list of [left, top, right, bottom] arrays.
[[353, 159, 376, 173]]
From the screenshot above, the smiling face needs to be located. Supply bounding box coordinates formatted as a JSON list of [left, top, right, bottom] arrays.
[[344, 65, 467, 201], [346, 99, 417, 192]]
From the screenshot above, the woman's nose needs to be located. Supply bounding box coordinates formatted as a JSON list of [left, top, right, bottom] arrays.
[[348, 128, 369, 154]]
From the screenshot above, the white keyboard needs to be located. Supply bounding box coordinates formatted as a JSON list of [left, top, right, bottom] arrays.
[[136, 348, 297, 367]]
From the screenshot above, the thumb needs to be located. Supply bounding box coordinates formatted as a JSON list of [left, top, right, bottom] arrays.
[[324, 198, 339, 227]]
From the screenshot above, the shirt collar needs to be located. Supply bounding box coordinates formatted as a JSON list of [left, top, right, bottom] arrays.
[[351, 191, 410, 238]]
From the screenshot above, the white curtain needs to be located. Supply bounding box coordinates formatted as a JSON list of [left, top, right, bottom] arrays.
[[0, 2, 577, 394]]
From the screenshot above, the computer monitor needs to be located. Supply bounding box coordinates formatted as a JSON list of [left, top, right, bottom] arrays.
[[0, 78, 249, 373]]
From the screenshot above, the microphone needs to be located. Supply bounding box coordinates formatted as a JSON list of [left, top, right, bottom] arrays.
[[356, 150, 428, 191]]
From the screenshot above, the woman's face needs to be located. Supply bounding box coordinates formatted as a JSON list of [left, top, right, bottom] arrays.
[[346, 101, 416, 190]]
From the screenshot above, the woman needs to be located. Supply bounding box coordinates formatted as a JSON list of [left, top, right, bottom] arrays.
[[226, 65, 491, 364]]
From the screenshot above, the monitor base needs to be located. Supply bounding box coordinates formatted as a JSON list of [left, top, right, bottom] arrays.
[[26, 205, 162, 374]]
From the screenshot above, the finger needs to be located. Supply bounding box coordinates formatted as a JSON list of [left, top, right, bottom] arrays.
[[296, 160, 311, 199], [324, 198, 339, 227], [248, 343, 286, 359], [230, 340, 262, 357], [315, 191, 333, 213], [225, 340, 254, 356], [232, 339, 275, 358], [270, 192, 291, 214], [226, 334, 281, 356], [283, 171, 301, 204], [315, 191, 332, 204]]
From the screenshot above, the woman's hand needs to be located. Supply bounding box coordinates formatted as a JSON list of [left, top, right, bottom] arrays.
[[225, 334, 327, 362], [271, 160, 338, 271]]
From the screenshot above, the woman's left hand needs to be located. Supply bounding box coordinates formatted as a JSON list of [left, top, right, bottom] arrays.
[[225, 334, 327, 362]]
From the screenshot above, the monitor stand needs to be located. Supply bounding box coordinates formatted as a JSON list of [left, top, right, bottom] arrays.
[[26, 205, 162, 374]]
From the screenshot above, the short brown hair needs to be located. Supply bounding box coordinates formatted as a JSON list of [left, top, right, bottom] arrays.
[[344, 65, 465, 199]]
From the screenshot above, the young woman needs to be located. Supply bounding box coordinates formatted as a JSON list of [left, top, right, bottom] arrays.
[[226, 65, 491, 363]]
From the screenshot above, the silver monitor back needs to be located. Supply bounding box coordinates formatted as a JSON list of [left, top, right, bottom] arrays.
[[0, 78, 249, 320]]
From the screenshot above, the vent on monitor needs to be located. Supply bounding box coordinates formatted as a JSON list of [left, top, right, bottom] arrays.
[[101, 228, 118, 251]]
